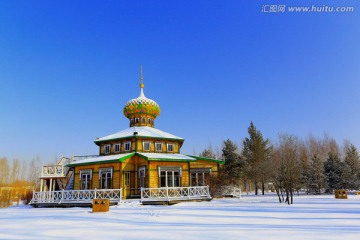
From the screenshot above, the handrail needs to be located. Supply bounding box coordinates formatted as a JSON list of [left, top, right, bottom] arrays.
[[41, 165, 66, 178], [30, 189, 122, 204], [140, 186, 211, 202], [221, 186, 242, 198]]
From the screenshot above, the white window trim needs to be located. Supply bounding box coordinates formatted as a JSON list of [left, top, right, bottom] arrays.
[[80, 169, 93, 179], [158, 166, 182, 177], [124, 141, 131, 151], [135, 118, 139, 123], [167, 143, 174, 152], [104, 144, 111, 154], [143, 141, 151, 151], [99, 168, 113, 179], [114, 143, 121, 153], [155, 142, 163, 152]]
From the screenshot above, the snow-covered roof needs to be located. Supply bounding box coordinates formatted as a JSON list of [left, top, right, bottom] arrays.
[[67, 152, 199, 166], [137, 153, 196, 161], [67, 153, 134, 166], [67, 152, 224, 167], [95, 126, 184, 143]]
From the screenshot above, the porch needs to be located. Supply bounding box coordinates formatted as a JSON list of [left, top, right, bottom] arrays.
[[30, 186, 212, 207]]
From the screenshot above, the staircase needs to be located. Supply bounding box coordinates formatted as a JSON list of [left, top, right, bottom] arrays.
[[65, 170, 74, 190]]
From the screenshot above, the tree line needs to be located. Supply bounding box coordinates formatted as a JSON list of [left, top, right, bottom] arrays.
[[200, 122, 360, 204], [0, 156, 42, 207]]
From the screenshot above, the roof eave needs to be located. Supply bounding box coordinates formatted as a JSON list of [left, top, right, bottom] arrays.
[[185, 155, 225, 164], [94, 136, 185, 144]]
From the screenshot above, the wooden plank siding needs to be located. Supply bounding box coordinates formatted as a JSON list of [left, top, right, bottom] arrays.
[[148, 161, 189, 188], [73, 156, 220, 198], [74, 163, 121, 190], [190, 160, 219, 176]]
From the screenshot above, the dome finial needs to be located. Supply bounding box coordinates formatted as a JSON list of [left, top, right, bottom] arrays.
[[140, 64, 144, 89]]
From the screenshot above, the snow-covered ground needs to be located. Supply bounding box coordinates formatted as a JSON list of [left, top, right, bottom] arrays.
[[1, 194, 360, 239]]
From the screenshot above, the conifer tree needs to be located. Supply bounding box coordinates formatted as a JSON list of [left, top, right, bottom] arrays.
[[221, 139, 241, 185], [242, 122, 271, 195], [308, 154, 326, 194], [324, 153, 344, 191], [199, 144, 216, 159], [343, 144, 360, 189]]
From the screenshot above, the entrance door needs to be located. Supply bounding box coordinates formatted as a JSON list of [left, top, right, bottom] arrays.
[[139, 168, 145, 188], [124, 172, 131, 197]]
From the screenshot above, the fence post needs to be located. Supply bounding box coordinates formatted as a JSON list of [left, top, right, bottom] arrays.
[[166, 186, 169, 201], [61, 189, 64, 203], [140, 187, 143, 202], [94, 188, 97, 199], [31, 190, 35, 203]]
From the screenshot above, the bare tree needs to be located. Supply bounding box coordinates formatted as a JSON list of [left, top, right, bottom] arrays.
[[0, 157, 10, 185], [277, 134, 301, 204], [28, 156, 41, 189], [10, 159, 20, 183]]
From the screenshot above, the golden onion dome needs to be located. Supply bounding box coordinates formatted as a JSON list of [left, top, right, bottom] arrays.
[[123, 65, 160, 120], [123, 88, 160, 119]]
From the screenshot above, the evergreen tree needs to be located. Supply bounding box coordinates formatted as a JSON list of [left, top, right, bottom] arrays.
[[242, 122, 271, 195], [308, 154, 326, 194], [343, 144, 360, 189], [324, 153, 344, 191], [221, 139, 241, 185], [199, 145, 216, 159], [298, 143, 311, 193]]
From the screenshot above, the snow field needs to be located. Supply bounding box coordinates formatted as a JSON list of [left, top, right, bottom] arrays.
[[1, 194, 360, 239]]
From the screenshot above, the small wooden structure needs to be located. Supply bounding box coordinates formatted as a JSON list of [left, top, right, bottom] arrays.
[[92, 199, 110, 212], [335, 190, 347, 199]]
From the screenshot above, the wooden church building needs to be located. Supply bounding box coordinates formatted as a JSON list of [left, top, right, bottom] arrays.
[[31, 67, 223, 206]]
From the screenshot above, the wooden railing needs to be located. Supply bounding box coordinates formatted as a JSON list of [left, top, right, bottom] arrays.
[[221, 186, 242, 198], [41, 165, 66, 178], [140, 186, 211, 202], [30, 189, 122, 204]]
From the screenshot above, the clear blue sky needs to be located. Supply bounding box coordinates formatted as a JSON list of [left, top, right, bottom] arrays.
[[1, 0, 359, 163]]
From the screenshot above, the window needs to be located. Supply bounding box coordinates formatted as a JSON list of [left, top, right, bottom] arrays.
[[139, 167, 146, 188], [190, 169, 212, 186], [143, 142, 150, 151], [114, 144, 121, 153], [104, 144, 111, 154], [155, 143, 163, 152], [124, 142, 131, 151], [148, 118, 151, 123], [158, 167, 181, 187], [99, 168, 112, 189], [141, 118, 145, 123], [167, 143, 174, 152], [130, 119, 134, 124], [80, 170, 92, 190], [135, 118, 139, 123]]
